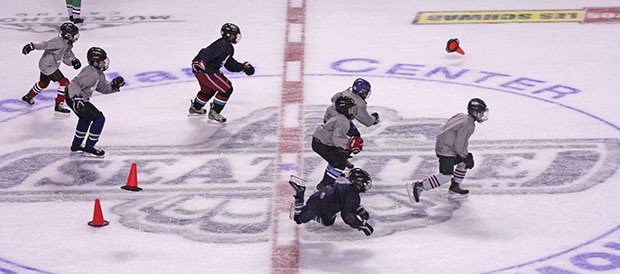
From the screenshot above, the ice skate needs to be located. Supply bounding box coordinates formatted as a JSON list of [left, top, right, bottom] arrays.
[[406, 181, 423, 203], [188, 100, 207, 117], [70, 144, 83, 155], [289, 175, 306, 203], [208, 109, 227, 123], [83, 146, 105, 157], [22, 94, 34, 105], [69, 16, 84, 24], [448, 182, 469, 200], [54, 101, 71, 117]]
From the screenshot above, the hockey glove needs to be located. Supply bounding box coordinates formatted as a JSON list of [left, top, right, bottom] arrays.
[[347, 136, 364, 155], [464, 153, 474, 169], [357, 206, 369, 220], [111, 77, 125, 89], [22, 43, 34, 55], [371, 112, 380, 125], [243, 62, 255, 76], [358, 220, 374, 236], [191, 61, 206, 74], [72, 59, 81, 70], [71, 96, 85, 113]]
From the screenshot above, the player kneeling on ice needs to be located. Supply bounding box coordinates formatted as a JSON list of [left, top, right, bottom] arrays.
[[312, 96, 364, 190], [65, 47, 124, 157], [21, 22, 81, 116], [188, 23, 255, 123], [323, 78, 379, 138], [289, 168, 374, 237], [406, 98, 488, 203]]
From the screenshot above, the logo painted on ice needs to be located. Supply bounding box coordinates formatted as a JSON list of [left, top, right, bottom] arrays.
[[0, 106, 618, 243], [0, 11, 182, 33]]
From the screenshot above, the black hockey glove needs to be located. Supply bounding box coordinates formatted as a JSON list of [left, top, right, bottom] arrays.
[[371, 112, 380, 125], [111, 77, 125, 89], [357, 206, 369, 220], [72, 59, 81, 70], [243, 62, 255, 76], [192, 61, 206, 74], [358, 220, 374, 236], [72, 96, 85, 113], [22, 43, 34, 55], [464, 153, 474, 169]]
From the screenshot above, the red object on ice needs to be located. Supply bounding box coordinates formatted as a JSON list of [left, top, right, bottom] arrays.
[[88, 198, 109, 227], [446, 38, 465, 55], [121, 162, 142, 191]]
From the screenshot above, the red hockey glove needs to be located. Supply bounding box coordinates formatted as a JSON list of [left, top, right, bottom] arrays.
[[347, 136, 364, 154]]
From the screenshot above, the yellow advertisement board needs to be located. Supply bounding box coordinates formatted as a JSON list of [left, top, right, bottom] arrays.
[[413, 10, 585, 24]]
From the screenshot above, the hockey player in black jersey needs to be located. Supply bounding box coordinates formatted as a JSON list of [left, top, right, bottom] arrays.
[[289, 168, 374, 237], [188, 23, 255, 123]]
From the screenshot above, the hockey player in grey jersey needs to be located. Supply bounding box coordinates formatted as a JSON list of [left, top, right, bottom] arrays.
[[312, 96, 364, 190], [21, 22, 81, 116], [65, 47, 124, 157], [406, 98, 489, 203], [323, 78, 379, 137]]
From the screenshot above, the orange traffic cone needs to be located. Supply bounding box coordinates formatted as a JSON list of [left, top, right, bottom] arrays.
[[88, 198, 109, 227], [121, 162, 142, 191], [446, 38, 465, 55]]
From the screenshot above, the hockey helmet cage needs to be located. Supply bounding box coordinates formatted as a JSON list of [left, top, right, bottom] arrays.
[[87, 47, 110, 71], [348, 168, 372, 193], [221, 23, 241, 44], [59, 22, 79, 43], [352, 78, 371, 99], [334, 95, 357, 119], [467, 98, 489, 123]]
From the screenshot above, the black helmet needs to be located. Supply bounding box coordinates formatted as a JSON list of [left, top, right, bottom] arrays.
[[467, 98, 489, 123], [348, 168, 372, 193], [334, 96, 356, 119], [87, 47, 109, 71], [59, 22, 79, 43], [221, 23, 241, 44]]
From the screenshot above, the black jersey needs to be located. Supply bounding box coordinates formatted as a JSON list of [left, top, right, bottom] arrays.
[[193, 37, 244, 74]]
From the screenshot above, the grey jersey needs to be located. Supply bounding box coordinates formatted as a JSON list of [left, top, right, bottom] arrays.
[[323, 88, 377, 127], [435, 113, 476, 158], [313, 113, 352, 149], [67, 65, 120, 101], [33, 37, 76, 75]]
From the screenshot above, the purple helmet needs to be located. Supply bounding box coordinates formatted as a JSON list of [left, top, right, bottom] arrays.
[[352, 78, 371, 99]]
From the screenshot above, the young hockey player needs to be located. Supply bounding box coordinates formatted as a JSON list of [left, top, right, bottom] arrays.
[[323, 78, 379, 137], [406, 98, 489, 203], [65, 47, 124, 157], [21, 22, 81, 116], [188, 23, 255, 123], [312, 96, 364, 190], [289, 168, 374, 237]]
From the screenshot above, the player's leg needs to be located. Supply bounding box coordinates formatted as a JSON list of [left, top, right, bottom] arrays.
[[448, 161, 469, 197], [79, 103, 105, 156], [206, 72, 233, 123], [312, 138, 348, 190], [48, 70, 71, 115], [189, 72, 216, 115], [22, 73, 52, 105], [407, 155, 454, 203], [70, 0, 83, 23]]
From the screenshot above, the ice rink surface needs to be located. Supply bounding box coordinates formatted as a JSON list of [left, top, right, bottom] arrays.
[[0, 0, 619, 273]]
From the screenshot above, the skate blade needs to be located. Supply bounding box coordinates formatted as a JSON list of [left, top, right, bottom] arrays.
[[289, 202, 295, 220], [82, 153, 105, 158], [206, 119, 226, 125], [405, 183, 416, 204], [289, 175, 307, 186], [187, 113, 206, 118], [54, 112, 71, 118], [70, 151, 84, 156], [447, 191, 469, 200]]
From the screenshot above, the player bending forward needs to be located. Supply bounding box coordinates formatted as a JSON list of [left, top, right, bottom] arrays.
[[323, 78, 379, 137], [188, 23, 255, 123], [65, 47, 124, 157], [289, 168, 374, 237], [21, 22, 81, 116], [406, 98, 489, 203], [313, 96, 364, 190]]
